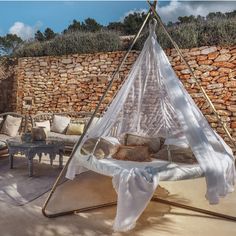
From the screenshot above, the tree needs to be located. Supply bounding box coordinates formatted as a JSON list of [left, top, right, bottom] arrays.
[[44, 28, 57, 40], [0, 34, 22, 56], [63, 20, 82, 34], [206, 12, 226, 20], [63, 18, 102, 33], [107, 22, 124, 33], [225, 10, 236, 18], [81, 18, 103, 32], [178, 15, 196, 24], [123, 12, 147, 35], [35, 30, 45, 42]]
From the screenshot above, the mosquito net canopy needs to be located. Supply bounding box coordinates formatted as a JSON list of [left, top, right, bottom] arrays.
[[66, 19, 235, 212]]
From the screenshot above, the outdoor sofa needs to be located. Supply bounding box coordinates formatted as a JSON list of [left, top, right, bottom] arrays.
[[31, 112, 94, 151]]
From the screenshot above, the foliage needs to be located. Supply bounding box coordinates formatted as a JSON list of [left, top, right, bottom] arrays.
[[2, 10, 236, 57], [63, 18, 102, 34], [134, 16, 236, 50], [35, 30, 45, 42], [13, 30, 121, 57], [44, 28, 57, 40], [35, 28, 57, 42], [0, 34, 22, 56], [107, 12, 147, 35]]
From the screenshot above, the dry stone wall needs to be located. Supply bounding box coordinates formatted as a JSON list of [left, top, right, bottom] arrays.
[[0, 58, 18, 113], [13, 45, 236, 144]]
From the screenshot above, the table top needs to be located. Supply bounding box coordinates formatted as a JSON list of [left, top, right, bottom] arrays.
[[7, 136, 64, 149]]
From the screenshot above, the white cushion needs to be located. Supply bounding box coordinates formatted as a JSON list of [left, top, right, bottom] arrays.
[[35, 120, 51, 132], [0, 115, 22, 137], [51, 115, 70, 134]]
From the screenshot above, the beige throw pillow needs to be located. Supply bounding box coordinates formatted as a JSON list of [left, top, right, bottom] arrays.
[[125, 133, 161, 153], [35, 120, 51, 132], [66, 123, 85, 135], [82, 137, 120, 159], [51, 115, 70, 134], [1, 115, 22, 137]]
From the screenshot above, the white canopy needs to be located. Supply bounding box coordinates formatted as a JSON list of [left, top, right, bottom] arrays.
[[66, 20, 235, 231]]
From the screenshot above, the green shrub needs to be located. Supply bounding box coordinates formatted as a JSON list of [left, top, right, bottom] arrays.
[[13, 16, 236, 57], [13, 30, 121, 57], [134, 17, 236, 50]]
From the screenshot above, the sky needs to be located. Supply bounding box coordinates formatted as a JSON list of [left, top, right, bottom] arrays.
[[0, 1, 235, 40]]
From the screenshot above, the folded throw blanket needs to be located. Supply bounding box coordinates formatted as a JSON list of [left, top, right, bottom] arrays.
[[112, 167, 159, 231]]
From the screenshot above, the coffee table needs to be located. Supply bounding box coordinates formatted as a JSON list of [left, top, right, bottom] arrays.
[[7, 137, 65, 177]]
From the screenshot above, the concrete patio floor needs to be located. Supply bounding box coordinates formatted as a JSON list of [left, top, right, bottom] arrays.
[[0, 170, 236, 236]]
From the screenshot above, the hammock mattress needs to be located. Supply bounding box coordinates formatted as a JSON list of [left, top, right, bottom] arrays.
[[78, 155, 204, 181]]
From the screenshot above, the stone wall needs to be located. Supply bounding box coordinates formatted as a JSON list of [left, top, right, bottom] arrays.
[[0, 58, 17, 113], [16, 51, 139, 115], [10, 45, 236, 144]]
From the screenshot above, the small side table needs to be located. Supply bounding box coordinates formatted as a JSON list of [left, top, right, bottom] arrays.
[[7, 137, 65, 177]]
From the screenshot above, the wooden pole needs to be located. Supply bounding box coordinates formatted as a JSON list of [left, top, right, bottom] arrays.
[[42, 9, 152, 218]]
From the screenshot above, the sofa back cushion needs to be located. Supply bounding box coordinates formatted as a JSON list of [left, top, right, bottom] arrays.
[[1, 115, 22, 137], [51, 115, 70, 134]]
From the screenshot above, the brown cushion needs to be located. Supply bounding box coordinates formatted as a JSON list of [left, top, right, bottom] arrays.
[[125, 133, 161, 153], [152, 145, 197, 164], [1, 115, 22, 137], [66, 123, 85, 135], [51, 115, 70, 134], [113, 145, 151, 162]]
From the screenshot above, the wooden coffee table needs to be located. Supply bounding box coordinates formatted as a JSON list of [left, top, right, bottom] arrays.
[[7, 137, 65, 177]]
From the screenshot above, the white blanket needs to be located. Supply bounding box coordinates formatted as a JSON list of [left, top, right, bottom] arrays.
[[112, 168, 159, 232]]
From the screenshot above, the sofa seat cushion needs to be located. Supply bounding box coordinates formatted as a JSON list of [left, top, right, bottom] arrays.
[[0, 134, 11, 143], [48, 132, 80, 145]]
